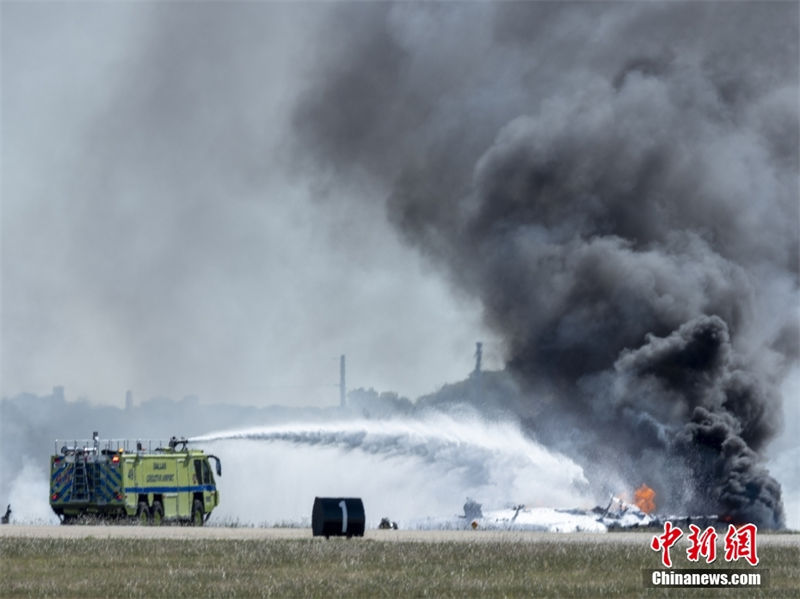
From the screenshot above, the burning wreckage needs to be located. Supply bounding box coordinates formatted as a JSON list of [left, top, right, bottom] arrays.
[[411, 487, 723, 533]]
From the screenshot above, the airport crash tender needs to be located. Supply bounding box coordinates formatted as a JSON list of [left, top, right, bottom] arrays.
[[50, 432, 221, 525]]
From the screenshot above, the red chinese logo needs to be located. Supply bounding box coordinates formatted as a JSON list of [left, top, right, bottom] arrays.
[[650, 521, 683, 567], [724, 523, 759, 566], [686, 524, 717, 563], [650, 521, 758, 567]]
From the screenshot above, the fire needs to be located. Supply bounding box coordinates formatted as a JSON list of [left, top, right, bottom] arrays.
[[634, 483, 656, 514]]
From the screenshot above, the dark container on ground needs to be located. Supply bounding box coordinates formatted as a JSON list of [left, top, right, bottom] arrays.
[[312, 497, 365, 538]]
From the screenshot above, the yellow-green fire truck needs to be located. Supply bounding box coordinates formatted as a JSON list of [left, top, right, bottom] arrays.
[[50, 432, 221, 525]]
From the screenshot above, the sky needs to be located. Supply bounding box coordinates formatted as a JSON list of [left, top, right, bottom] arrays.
[[2, 1, 797, 419], [1, 3, 500, 407]]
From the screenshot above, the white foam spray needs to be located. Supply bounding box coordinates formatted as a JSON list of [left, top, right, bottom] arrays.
[[192, 412, 594, 527]]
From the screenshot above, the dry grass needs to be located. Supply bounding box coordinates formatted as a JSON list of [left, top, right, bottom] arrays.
[[1, 536, 797, 598]]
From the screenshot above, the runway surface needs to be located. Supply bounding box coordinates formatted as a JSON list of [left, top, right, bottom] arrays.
[[2, 525, 798, 546]]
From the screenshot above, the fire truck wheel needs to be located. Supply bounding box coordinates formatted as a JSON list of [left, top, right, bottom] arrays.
[[191, 499, 204, 527], [151, 501, 164, 526], [136, 502, 151, 525]]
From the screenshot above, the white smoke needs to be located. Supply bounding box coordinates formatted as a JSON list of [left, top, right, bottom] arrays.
[[194, 412, 593, 527], [6, 459, 59, 525]]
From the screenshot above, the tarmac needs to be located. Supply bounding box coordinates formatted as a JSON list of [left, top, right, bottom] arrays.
[[1, 524, 798, 546]]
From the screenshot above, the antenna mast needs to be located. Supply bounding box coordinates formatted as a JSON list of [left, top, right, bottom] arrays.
[[473, 342, 483, 375], [339, 354, 346, 407]]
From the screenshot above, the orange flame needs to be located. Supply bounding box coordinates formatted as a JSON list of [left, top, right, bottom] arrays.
[[634, 484, 656, 514]]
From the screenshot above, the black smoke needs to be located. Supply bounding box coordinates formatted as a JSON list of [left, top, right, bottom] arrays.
[[292, 3, 798, 527]]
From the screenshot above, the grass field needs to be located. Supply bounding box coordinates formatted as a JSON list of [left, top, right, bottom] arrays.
[[1, 534, 798, 598]]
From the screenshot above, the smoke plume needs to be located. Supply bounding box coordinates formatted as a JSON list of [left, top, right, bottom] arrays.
[[292, 3, 798, 527]]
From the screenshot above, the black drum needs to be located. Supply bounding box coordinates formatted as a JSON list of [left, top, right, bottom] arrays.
[[311, 497, 365, 538]]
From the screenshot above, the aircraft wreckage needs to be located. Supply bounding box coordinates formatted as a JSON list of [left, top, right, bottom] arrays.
[[403, 491, 722, 533]]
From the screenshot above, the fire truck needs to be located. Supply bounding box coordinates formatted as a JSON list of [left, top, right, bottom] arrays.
[[49, 432, 221, 525]]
